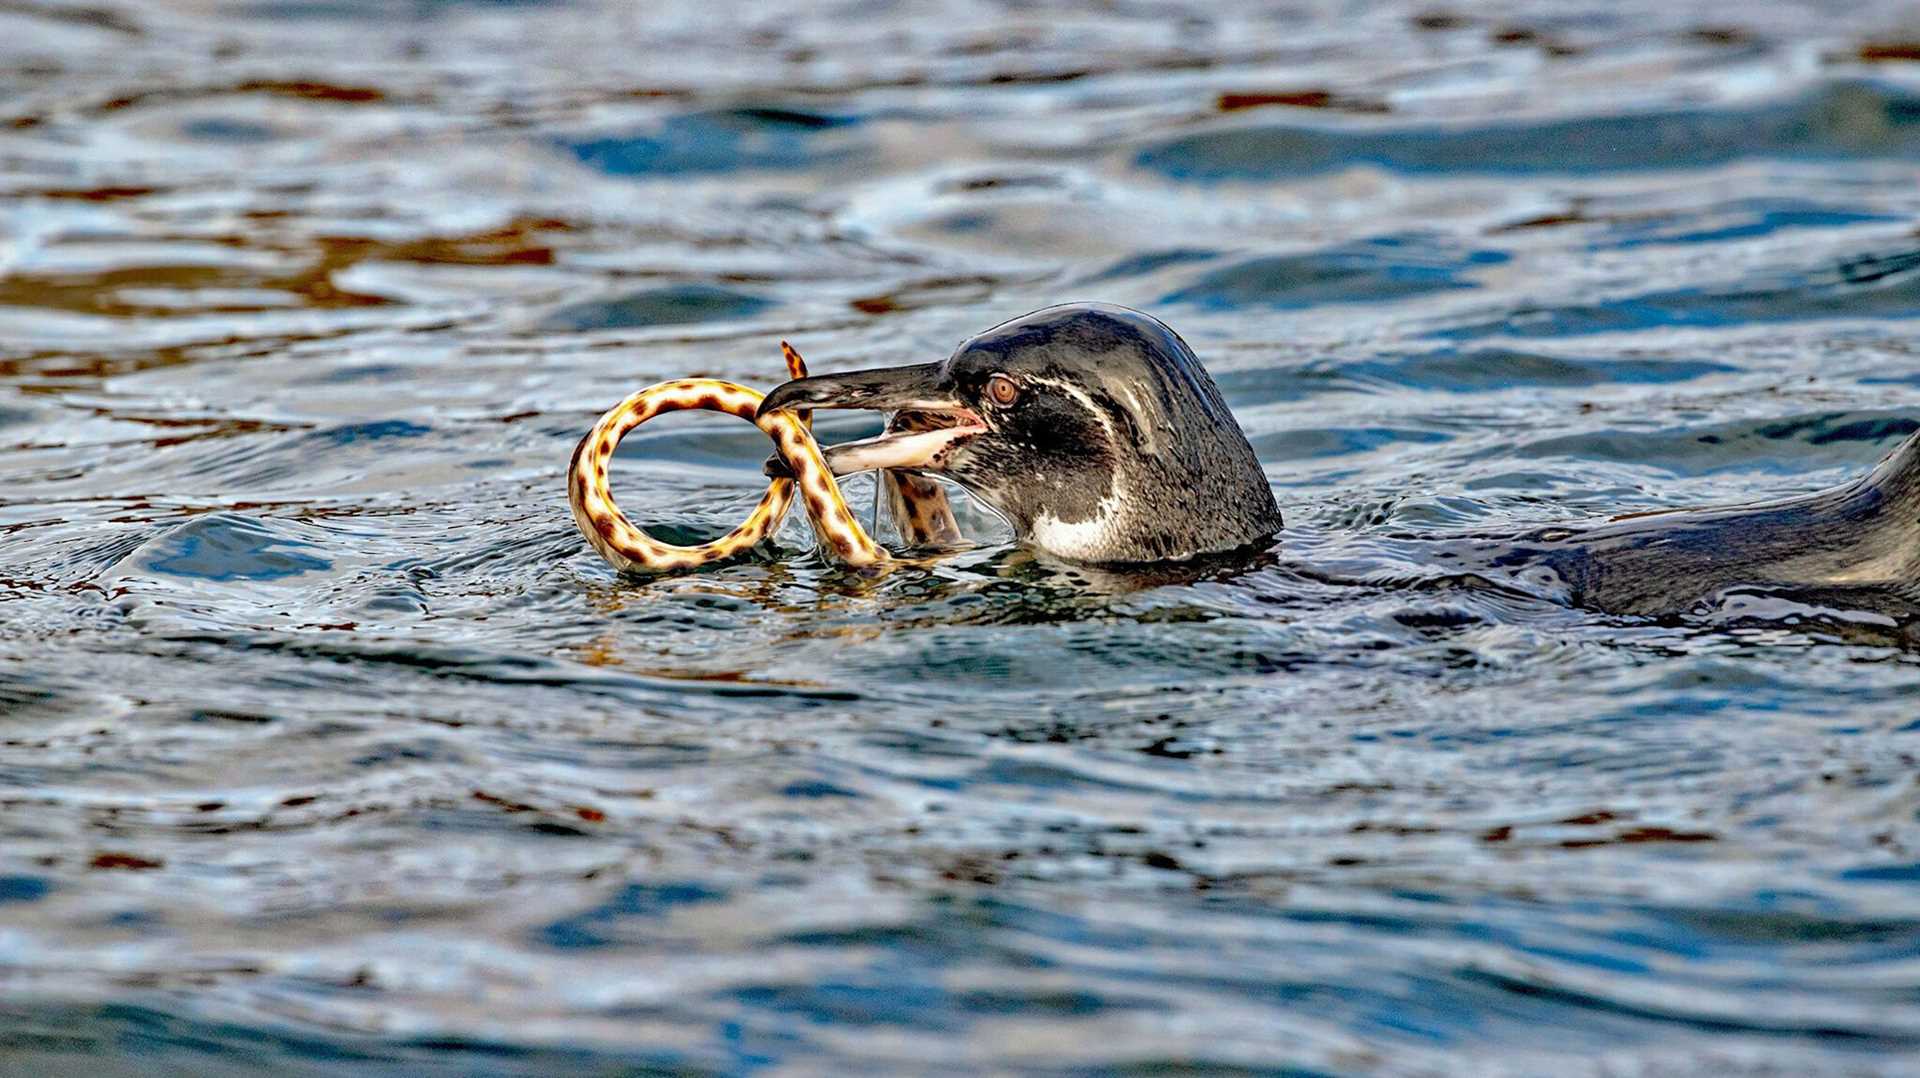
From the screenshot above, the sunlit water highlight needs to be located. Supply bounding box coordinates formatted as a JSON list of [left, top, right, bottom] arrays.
[[4, 1, 1920, 1073]]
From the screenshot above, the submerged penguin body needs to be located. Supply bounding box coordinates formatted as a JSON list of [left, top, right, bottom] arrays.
[[1443, 433, 1920, 616], [760, 302, 1920, 618]]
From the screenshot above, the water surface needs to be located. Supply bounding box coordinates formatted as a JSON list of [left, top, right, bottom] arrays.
[[5, 1, 1920, 1073]]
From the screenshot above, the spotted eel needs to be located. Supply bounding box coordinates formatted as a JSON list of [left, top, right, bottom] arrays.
[[567, 343, 956, 574]]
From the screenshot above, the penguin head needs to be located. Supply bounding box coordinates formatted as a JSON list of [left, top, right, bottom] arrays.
[[758, 303, 1282, 563]]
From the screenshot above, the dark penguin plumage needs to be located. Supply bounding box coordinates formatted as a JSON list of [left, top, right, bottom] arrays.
[[759, 303, 1283, 562], [1436, 433, 1920, 617], [760, 302, 1920, 617]]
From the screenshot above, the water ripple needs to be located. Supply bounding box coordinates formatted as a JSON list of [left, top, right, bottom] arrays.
[[4, 0, 1920, 1073]]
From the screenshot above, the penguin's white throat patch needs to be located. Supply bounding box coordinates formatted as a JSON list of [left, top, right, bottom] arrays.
[[1028, 490, 1130, 562]]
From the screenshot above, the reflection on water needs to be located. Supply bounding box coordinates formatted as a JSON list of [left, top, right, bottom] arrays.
[[4, 0, 1920, 1072], [1136, 81, 1920, 180]]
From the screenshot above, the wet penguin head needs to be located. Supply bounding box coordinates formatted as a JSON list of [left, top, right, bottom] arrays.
[[757, 303, 1284, 563]]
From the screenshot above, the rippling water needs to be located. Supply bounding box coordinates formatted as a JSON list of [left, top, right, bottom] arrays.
[[5, 1, 1920, 1073]]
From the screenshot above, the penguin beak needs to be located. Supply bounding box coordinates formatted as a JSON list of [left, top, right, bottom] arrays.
[[756, 362, 954, 416], [756, 362, 986, 474]]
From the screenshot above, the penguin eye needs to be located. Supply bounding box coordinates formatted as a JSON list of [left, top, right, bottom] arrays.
[[985, 374, 1020, 406]]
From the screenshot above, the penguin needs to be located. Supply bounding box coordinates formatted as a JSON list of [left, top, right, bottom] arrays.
[[760, 303, 1283, 564], [757, 303, 1920, 617]]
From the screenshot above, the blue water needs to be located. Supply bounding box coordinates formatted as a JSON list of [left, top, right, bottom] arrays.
[[3, 1, 1920, 1073]]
